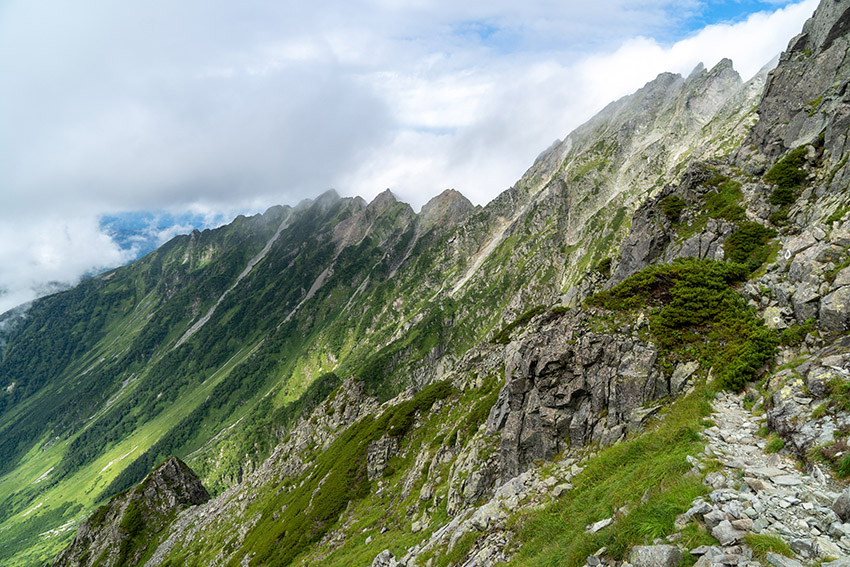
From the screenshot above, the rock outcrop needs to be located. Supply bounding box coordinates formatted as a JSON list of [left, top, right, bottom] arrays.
[[54, 457, 209, 567], [487, 308, 667, 479], [743, 0, 850, 164]]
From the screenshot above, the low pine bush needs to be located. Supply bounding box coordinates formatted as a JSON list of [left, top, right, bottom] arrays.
[[588, 258, 777, 391]]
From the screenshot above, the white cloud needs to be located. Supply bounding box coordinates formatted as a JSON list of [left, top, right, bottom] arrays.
[[0, 215, 134, 314], [0, 0, 819, 312], [343, 0, 818, 207]]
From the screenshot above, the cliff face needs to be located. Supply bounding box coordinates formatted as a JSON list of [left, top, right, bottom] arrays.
[[741, 0, 850, 189]]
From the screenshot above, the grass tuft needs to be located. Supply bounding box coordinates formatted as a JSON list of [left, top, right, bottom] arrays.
[[509, 386, 714, 567], [745, 533, 793, 559], [765, 435, 785, 454]]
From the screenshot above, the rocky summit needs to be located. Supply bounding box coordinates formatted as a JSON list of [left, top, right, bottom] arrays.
[[0, 1, 850, 566]]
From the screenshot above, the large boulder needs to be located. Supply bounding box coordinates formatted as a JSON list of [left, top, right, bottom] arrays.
[[630, 545, 683, 567], [820, 286, 850, 333], [832, 486, 850, 522]]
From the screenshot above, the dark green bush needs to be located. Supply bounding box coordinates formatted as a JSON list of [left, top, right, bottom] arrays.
[[596, 257, 613, 277], [705, 180, 745, 222], [661, 196, 687, 222], [769, 208, 790, 226], [589, 258, 777, 391], [724, 222, 777, 272], [765, 146, 808, 205], [779, 319, 815, 346], [770, 186, 796, 207]]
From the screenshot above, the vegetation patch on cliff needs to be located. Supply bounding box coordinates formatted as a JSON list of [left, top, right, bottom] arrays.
[[588, 258, 777, 391], [236, 379, 454, 567]]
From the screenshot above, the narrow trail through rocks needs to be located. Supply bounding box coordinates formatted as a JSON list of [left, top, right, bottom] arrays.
[[682, 391, 849, 567]]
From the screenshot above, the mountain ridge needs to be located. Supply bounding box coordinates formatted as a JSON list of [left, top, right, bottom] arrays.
[[3, 1, 850, 565]]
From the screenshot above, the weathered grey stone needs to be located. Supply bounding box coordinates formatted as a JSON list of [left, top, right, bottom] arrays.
[[765, 553, 804, 567], [785, 233, 817, 257], [834, 488, 850, 522], [704, 509, 727, 529], [630, 545, 683, 567], [823, 557, 850, 567], [490, 309, 666, 479], [587, 518, 614, 533], [372, 549, 399, 567], [807, 366, 839, 398], [773, 475, 803, 486], [790, 538, 815, 558], [764, 306, 790, 329], [821, 287, 850, 333], [712, 520, 747, 545], [672, 361, 701, 393], [816, 536, 843, 559], [54, 457, 210, 567], [367, 436, 399, 481], [745, 477, 769, 492], [793, 281, 821, 323], [835, 267, 850, 288]]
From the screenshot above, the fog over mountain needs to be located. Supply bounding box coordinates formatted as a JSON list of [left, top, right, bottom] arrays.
[[0, 0, 817, 314]]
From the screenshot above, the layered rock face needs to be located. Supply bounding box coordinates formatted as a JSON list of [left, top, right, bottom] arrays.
[[53, 457, 209, 567], [487, 309, 668, 479]]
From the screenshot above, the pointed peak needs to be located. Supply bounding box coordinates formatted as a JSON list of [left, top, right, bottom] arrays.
[[712, 57, 734, 72], [369, 189, 398, 207], [706, 58, 739, 81], [316, 189, 341, 203], [687, 62, 706, 80], [418, 189, 474, 231], [421, 189, 472, 211]]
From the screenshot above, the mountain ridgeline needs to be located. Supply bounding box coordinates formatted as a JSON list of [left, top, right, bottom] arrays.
[[2, 1, 850, 565]]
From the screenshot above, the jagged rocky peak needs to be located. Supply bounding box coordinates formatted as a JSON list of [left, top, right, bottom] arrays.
[[743, 0, 850, 167], [332, 188, 414, 248], [417, 189, 475, 232], [682, 58, 743, 123], [522, 57, 752, 193], [54, 457, 209, 567]]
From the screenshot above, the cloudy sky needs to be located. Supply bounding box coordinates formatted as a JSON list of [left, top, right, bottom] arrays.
[[0, 0, 819, 313]]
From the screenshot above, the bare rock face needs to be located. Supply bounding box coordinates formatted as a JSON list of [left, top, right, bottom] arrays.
[[367, 435, 400, 481], [487, 309, 667, 479], [417, 189, 475, 234], [630, 545, 683, 567], [742, 0, 850, 187], [53, 457, 210, 567], [608, 161, 718, 285]]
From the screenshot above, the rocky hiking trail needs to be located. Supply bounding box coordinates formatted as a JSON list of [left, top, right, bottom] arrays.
[[625, 391, 850, 567]]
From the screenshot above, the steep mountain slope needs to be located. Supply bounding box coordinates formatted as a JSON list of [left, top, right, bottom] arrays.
[[6, 1, 850, 565], [0, 68, 762, 567]]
